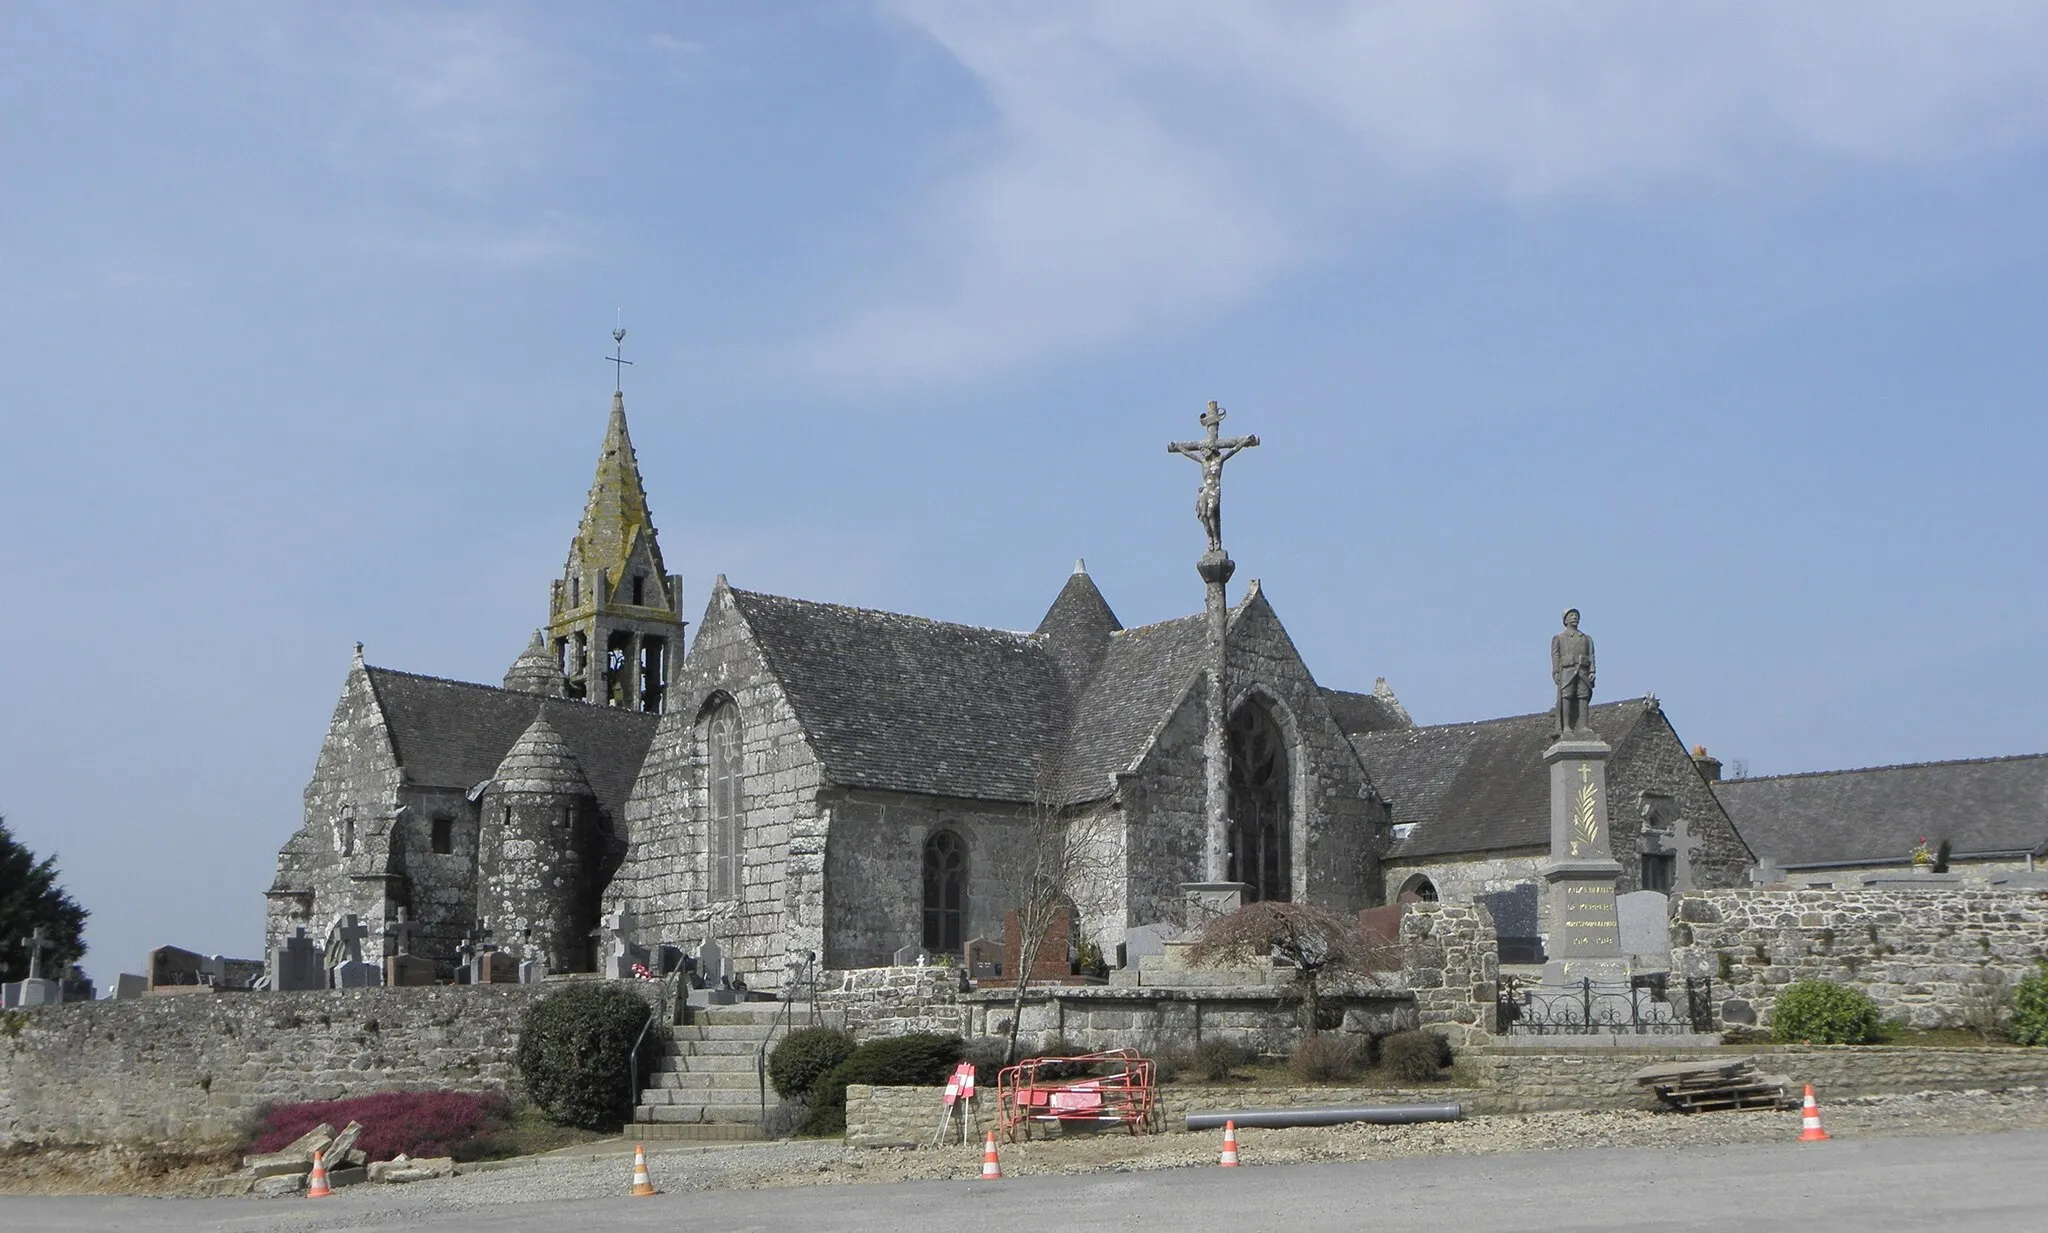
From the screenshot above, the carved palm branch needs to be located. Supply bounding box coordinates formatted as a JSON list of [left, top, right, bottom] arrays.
[[1571, 780, 1600, 854]]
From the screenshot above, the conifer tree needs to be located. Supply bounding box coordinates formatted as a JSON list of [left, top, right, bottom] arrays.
[[0, 816, 89, 983]]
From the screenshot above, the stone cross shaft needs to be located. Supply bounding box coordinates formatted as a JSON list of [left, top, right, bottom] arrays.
[[20, 926, 55, 981], [1167, 400, 1260, 885]]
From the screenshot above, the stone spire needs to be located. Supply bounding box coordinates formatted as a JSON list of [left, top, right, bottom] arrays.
[[503, 630, 566, 697], [546, 387, 686, 712]]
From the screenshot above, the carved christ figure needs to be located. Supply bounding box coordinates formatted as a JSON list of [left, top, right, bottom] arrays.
[[1168, 401, 1260, 554], [1552, 608, 1596, 735]]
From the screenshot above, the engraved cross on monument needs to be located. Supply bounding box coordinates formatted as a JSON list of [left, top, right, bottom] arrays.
[[1168, 401, 1259, 922], [1539, 608, 1629, 987]]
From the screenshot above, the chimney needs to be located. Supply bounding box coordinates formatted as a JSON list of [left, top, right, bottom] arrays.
[[1692, 745, 1723, 782]]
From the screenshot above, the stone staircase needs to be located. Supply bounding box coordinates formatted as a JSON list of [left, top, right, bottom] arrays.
[[632, 1001, 821, 1141]]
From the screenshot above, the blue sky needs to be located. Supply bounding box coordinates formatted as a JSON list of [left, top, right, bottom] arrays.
[[2, 2, 2044, 987]]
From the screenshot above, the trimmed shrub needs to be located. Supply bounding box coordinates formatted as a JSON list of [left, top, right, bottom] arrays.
[[1380, 1030, 1452, 1083], [516, 983, 653, 1130], [1770, 980, 1883, 1045], [249, 1090, 512, 1162], [801, 1033, 963, 1137], [2012, 963, 2048, 1046], [1290, 1033, 1365, 1082], [960, 1035, 1014, 1075], [768, 1027, 856, 1099]]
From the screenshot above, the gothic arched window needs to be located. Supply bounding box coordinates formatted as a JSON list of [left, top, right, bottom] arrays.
[[1227, 699, 1292, 902], [707, 702, 744, 900], [922, 830, 968, 954]]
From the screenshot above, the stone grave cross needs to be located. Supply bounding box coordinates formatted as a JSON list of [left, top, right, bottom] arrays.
[[335, 915, 370, 964], [383, 908, 416, 956], [20, 926, 55, 981]]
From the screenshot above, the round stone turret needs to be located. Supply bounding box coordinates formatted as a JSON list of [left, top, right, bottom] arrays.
[[503, 630, 567, 697], [475, 712, 599, 972]]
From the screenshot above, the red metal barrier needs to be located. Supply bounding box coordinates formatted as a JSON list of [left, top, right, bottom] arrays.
[[995, 1049, 1158, 1142]]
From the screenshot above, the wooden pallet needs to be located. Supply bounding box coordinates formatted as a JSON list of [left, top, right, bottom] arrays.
[[1631, 1058, 1793, 1112]]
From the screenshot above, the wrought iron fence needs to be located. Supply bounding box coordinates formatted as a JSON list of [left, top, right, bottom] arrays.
[[1495, 975, 1713, 1035]]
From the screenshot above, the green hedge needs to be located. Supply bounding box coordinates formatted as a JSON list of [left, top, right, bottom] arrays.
[[1771, 980, 1883, 1045], [768, 1027, 857, 1099], [516, 984, 653, 1130], [801, 1033, 963, 1136], [2012, 963, 2048, 1046]]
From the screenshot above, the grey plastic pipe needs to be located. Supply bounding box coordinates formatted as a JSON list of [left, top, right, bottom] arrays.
[[1185, 1103, 1464, 1131]]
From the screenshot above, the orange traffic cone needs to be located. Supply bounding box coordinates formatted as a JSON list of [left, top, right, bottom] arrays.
[[980, 1131, 1003, 1180], [1219, 1120, 1241, 1167], [1798, 1085, 1831, 1142], [630, 1142, 657, 1196], [306, 1150, 332, 1198]]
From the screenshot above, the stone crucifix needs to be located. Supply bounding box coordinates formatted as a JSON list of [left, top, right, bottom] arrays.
[[20, 926, 56, 981], [1168, 401, 1261, 892]]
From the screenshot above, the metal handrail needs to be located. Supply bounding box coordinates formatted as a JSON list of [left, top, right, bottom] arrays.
[[756, 951, 819, 1130], [627, 963, 686, 1120]]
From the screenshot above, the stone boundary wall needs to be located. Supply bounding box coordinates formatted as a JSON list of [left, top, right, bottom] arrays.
[[847, 1047, 2048, 1143], [818, 967, 971, 1040], [0, 981, 654, 1147], [1669, 887, 2048, 1029], [1400, 901, 1499, 1047], [958, 988, 1416, 1054], [1474, 1045, 2048, 1113], [844, 1083, 1486, 1149]]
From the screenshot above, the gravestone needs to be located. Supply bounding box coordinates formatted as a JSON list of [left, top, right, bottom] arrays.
[[148, 945, 209, 990], [4, 978, 59, 1007], [60, 964, 95, 1002], [697, 939, 728, 985], [1480, 884, 1546, 964], [1002, 908, 1073, 983], [1121, 923, 1180, 966], [601, 908, 647, 979], [475, 951, 522, 984], [114, 972, 149, 1000], [1617, 891, 1672, 967], [893, 943, 929, 967], [519, 957, 542, 984], [380, 909, 437, 985], [272, 928, 325, 992], [329, 916, 383, 988], [964, 935, 1001, 979]]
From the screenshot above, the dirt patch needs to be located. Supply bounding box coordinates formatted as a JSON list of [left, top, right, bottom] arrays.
[[0, 1141, 241, 1196]]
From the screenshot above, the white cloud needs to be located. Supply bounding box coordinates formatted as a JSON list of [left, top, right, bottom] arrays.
[[805, 0, 2048, 384]]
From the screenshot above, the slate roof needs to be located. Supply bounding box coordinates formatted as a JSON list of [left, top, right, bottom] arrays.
[[1353, 701, 1649, 859], [727, 589, 1069, 804], [1714, 753, 2048, 867], [363, 667, 657, 820], [1321, 687, 1410, 736], [1052, 612, 1212, 804]]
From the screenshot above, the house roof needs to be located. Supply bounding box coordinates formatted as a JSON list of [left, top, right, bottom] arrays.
[[727, 588, 1069, 804], [362, 666, 656, 820], [1353, 700, 1650, 859], [1714, 753, 2048, 867]]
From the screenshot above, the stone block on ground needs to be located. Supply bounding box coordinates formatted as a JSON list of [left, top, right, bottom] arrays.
[[252, 1172, 308, 1198], [368, 1155, 456, 1183], [243, 1122, 335, 1174], [327, 1165, 368, 1188]]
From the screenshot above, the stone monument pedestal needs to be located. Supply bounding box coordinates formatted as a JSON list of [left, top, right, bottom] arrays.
[[1181, 881, 1248, 929], [1538, 738, 1630, 989]]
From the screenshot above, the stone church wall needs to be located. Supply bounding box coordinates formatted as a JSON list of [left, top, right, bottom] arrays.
[[614, 589, 826, 991], [1121, 680, 1208, 932], [0, 984, 655, 1147], [1670, 885, 2048, 1029], [264, 662, 407, 972], [1605, 707, 1752, 893]]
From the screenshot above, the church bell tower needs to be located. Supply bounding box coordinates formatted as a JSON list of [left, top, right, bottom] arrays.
[[547, 380, 685, 713]]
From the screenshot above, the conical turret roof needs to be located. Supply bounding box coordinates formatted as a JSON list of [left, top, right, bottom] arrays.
[[1036, 561, 1122, 691], [490, 712, 592, 795], [503, 630, 565, 697]]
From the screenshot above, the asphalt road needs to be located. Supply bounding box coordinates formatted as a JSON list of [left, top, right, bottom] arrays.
[[7, 1130, 2042, 1232]]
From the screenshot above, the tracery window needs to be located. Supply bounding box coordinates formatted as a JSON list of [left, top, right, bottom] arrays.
[[1227, 699, 1292, 902], [708, 702, 744, 900], [922, 830, 968, 954]]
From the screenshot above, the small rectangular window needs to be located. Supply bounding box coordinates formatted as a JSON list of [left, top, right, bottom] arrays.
[[632, 574, 645, 605], [1641, 853, 1676, 893], [432, 817, 453, 855]]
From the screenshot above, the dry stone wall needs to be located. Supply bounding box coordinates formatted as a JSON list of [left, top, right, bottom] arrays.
[[959, 988, 1416, 1055], [1400, 901, 1499, 1047], [818, 967, 972, 1040], [0, 984, 659, 1147], [1669, 886, 2048, 1029]]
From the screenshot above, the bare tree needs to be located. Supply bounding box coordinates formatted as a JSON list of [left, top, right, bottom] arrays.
[[1187, 901, 1390, 1035], [991, 758, 1121, 1064]]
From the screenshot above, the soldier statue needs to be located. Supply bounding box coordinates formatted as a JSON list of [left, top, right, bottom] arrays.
[[1551, 608, 1596, 737]]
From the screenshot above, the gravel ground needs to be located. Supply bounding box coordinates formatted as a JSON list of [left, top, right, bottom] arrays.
[[129, 1084, 2046, 1222]]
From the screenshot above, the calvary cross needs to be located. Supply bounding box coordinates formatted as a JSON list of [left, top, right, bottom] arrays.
[[1168, 400, 1260, 555]]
